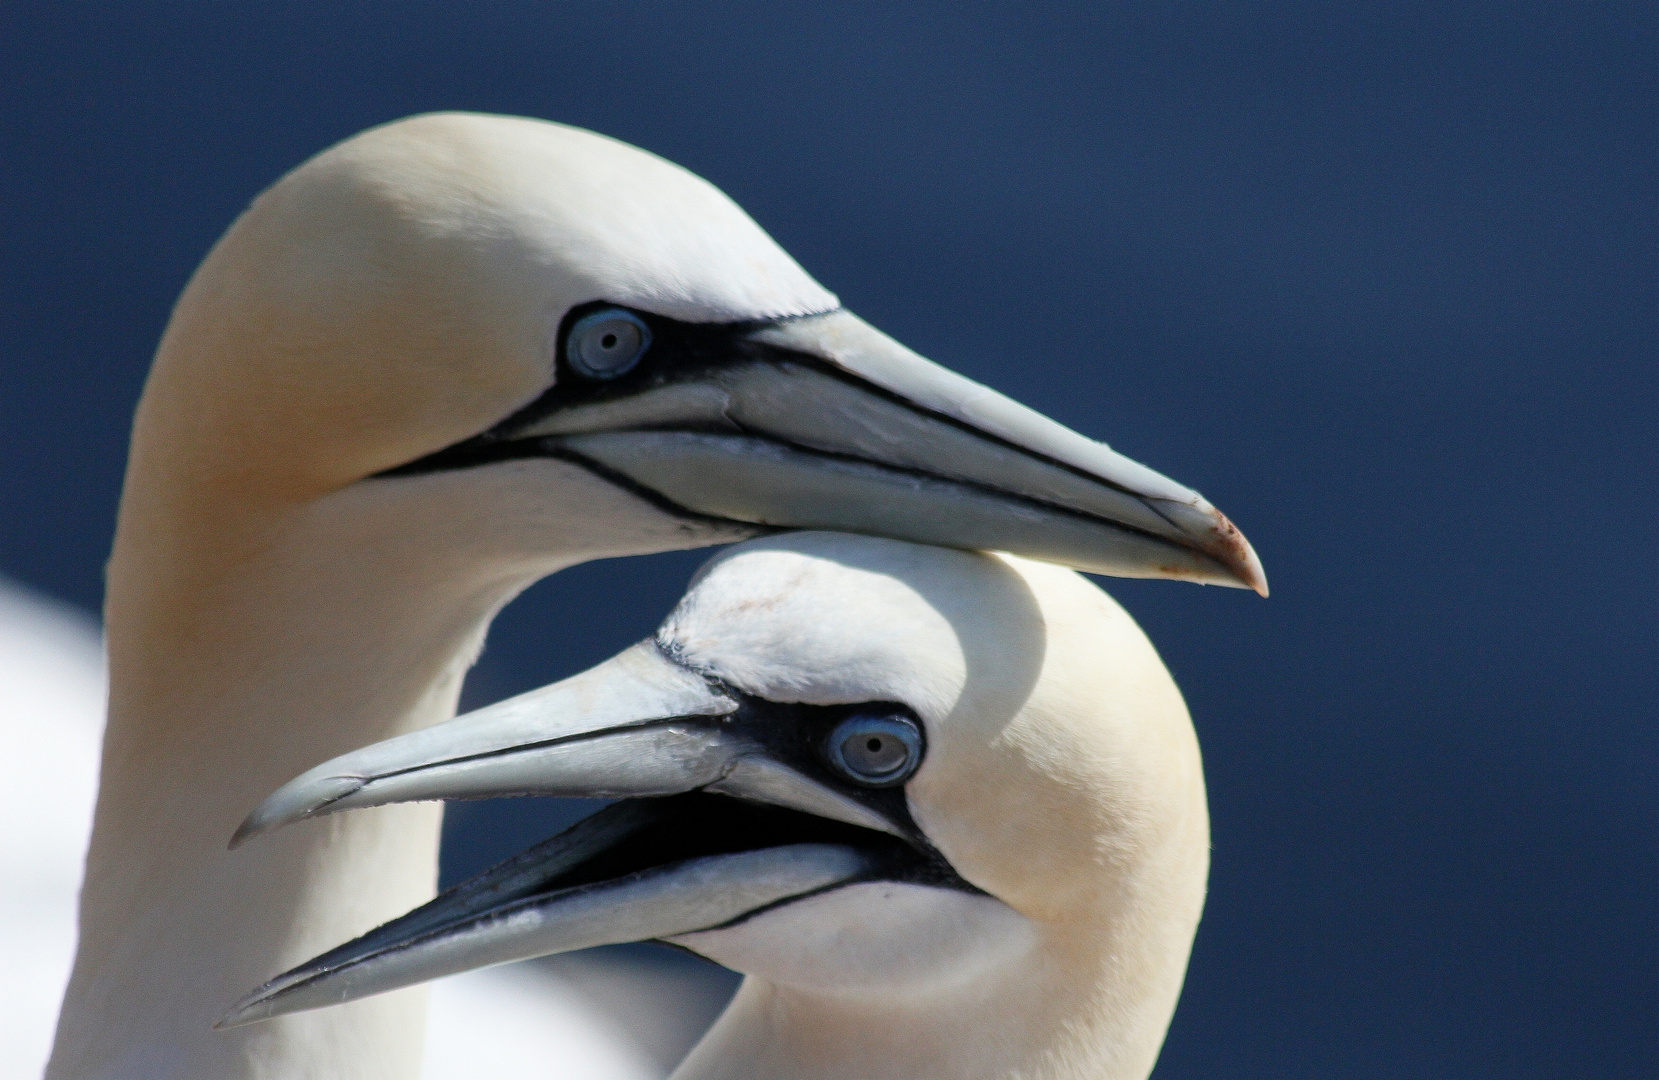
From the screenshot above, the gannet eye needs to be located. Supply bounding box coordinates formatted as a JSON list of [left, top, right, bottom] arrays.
[[566, 308, 652, 379], [824, 713, 923, 787]]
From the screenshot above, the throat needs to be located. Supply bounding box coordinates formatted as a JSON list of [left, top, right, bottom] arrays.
[[668, 849, 1207, 1080], [672, 946, 1183, 1080]]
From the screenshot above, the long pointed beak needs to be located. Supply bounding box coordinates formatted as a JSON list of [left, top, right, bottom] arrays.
[[231, 641, 906, 848], [508, 310, 1267, 596], [223, 643, 946, 1028], [219, 800, 880, 1028]]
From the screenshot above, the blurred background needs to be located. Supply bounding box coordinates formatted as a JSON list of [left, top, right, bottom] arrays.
[[1, 2, 1652, 1077]]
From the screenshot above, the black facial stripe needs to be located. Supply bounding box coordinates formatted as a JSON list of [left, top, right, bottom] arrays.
[[375, 438, 746, 531], [270, 690, 977, 991], [350, 698, 926, 842], [378, 300, 1166, 515], [563, 793, 976, 901], [348, 648, 932, 861], [692, 432, 1190, 555], [533, 300, 775, 429], [413, 679, 929, 846], [249, 789, 980, 1017], [438, 794, 979, 952], [717, 693, 926, 838], [691, 852, 981, 937], [380, 420, 1191, 566], [645, 646, 976, 891]]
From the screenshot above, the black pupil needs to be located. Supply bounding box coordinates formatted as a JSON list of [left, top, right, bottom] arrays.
[[866, 737, 882, 752], [600, 332, 618, 348]]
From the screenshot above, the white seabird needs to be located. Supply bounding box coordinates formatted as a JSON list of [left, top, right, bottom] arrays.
[[47, 112, 1260, 1080], [229, 532, 1212, 1080]]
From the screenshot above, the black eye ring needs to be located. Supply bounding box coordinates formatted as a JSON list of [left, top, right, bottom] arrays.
[[824, 713, 924, 788], [566, 307, 652, 380]]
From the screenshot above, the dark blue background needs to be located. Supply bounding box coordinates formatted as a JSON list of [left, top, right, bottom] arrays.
[[2, 3, 1652, 1076]]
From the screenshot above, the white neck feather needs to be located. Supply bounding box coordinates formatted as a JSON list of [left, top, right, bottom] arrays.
[[49, 496, 510, 1079], [47, 460, 733, 1080], [675, 857, 1206, 1080]]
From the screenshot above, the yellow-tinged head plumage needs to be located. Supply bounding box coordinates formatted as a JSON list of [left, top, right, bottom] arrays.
[[137, 112, 836, 500]]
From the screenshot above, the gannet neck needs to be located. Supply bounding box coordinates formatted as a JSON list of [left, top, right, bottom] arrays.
[[669, 790, 1208, 1080], [47, 460, 729, 1080], [676, 881, 1206, 1080], [668, 823, 1208, 1080]]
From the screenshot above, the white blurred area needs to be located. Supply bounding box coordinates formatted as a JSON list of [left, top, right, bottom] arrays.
[[0, 576, 731, 1080], [0, 578, 105, 1080]]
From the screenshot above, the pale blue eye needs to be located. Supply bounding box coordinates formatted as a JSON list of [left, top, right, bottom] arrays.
[[825, 714, 923, 787], [567, 308, 651, 379]]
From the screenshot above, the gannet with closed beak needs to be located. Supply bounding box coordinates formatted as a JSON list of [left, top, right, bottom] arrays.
[[229, 532, 1210, 1080], [49, 112, 1258, 1080]]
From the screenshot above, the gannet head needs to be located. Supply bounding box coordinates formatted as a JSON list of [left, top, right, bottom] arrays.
[[131, 111, 1263, 592], [223, 532, 1209, 1077]]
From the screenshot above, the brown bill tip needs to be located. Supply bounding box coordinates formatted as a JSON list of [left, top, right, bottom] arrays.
[[1155, 499, 1269, 597], [1213, 509, 1269, 598]]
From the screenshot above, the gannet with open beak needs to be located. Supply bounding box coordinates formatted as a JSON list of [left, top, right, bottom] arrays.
[[227, 532, 1210, 1080], [50, 112, 1257, 1080]]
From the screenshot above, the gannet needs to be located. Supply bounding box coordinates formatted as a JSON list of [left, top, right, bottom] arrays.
[[227, 532, 1211, 1080], [47, 111, 1260, 1080]]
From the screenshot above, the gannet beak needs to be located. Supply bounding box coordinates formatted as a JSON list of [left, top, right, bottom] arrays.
[[218, 802, 886, 1029], [231, 641, 905, 848], [222, 643, 941, 1028], [395, 308, 1267, 596]]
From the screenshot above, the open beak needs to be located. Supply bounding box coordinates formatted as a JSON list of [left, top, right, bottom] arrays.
[[401, 309, 1266, 595], [220, 642, 943, 1028]]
